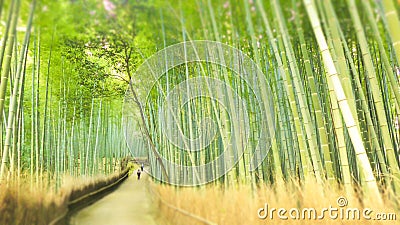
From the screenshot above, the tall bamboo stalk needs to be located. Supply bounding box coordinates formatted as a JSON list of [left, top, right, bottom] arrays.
[[381, 0, 400, 63], [303, 0, 382, 202], [0, 0, 34, 182]]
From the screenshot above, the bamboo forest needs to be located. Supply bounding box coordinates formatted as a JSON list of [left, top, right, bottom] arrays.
[[1, 0, 400, 224]]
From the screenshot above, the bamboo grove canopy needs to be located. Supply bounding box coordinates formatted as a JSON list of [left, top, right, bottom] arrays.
[[0, 0, 399, 202]]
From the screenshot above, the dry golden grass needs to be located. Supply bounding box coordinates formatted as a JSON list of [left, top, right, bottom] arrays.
[[0, 168, 129, 225], [153, 180, 400, 225], [0, 176, 68, 225]]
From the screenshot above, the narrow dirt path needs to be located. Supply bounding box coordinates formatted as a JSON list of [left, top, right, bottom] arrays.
[[70, 171, 158, 225]]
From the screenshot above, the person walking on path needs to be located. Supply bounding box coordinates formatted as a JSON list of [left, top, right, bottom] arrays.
[[137, 169, 142, 180], [141, 163, 144, 171]]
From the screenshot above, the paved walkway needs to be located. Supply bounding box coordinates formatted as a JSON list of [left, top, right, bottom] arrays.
[[70, 171, 158, 225]]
